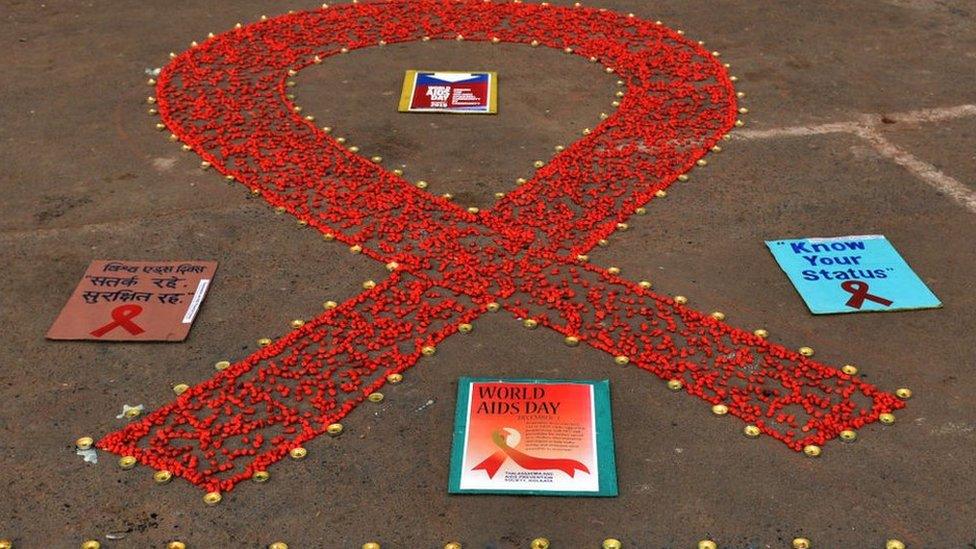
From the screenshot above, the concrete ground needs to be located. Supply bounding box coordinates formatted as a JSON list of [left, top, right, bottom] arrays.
[[2, 0, 975, 547]]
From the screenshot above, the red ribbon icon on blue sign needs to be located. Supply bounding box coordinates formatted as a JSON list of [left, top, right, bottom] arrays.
[[841, 280, 894, 309]]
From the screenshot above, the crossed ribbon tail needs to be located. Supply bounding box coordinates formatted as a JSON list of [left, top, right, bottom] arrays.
[[471, 451, 507, 479], [98, 273, 485, 492], [502, 447, 591, 478], [502, 255, 906, 450]]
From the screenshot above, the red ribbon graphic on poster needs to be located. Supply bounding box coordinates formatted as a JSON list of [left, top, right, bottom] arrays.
[[841, 280, 894, 309], [89, 304, 145, 337], [473, 428, 589, 479]]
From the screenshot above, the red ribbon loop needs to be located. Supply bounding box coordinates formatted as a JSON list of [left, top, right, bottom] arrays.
[[472, 429, 590, 479], [90, 304, 146, 337], [841, 280, 893, 309]]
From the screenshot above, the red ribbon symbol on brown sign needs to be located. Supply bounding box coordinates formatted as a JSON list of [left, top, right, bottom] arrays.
[[89, 304, 145, 338], [841, 280, 894, 309], [473, 429, 590, 479]]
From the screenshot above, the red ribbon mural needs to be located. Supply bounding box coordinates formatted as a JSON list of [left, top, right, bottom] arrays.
[[99, 0, 905, 496]]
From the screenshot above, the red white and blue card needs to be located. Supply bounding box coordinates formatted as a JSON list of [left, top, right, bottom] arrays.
[[766, 235, 941, 314], [398, 70, 497, 114]]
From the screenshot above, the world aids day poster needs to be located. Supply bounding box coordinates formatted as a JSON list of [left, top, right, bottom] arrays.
[[397, 70, 497, 114], [449, 378, 617, 497], [766, 235, 941, 315]]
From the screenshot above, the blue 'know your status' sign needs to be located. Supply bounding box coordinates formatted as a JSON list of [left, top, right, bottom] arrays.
[[766, 235, 941, 315]]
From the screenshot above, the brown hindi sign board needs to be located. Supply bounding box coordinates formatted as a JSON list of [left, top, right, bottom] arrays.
[[46, 260, 217, 342]]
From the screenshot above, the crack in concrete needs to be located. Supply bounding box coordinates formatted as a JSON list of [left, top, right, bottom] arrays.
[[734, 104, 976, 214]]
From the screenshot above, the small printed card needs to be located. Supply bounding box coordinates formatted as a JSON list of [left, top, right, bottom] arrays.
[[449, 377, 617, 497], [46, 260, 217, 341], [765, 235, 941, 314], [398, 70, 497, 114]]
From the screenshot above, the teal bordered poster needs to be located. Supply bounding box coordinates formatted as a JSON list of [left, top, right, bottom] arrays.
[[449, 377, 617, 497], [765, 234, 941, 315]]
